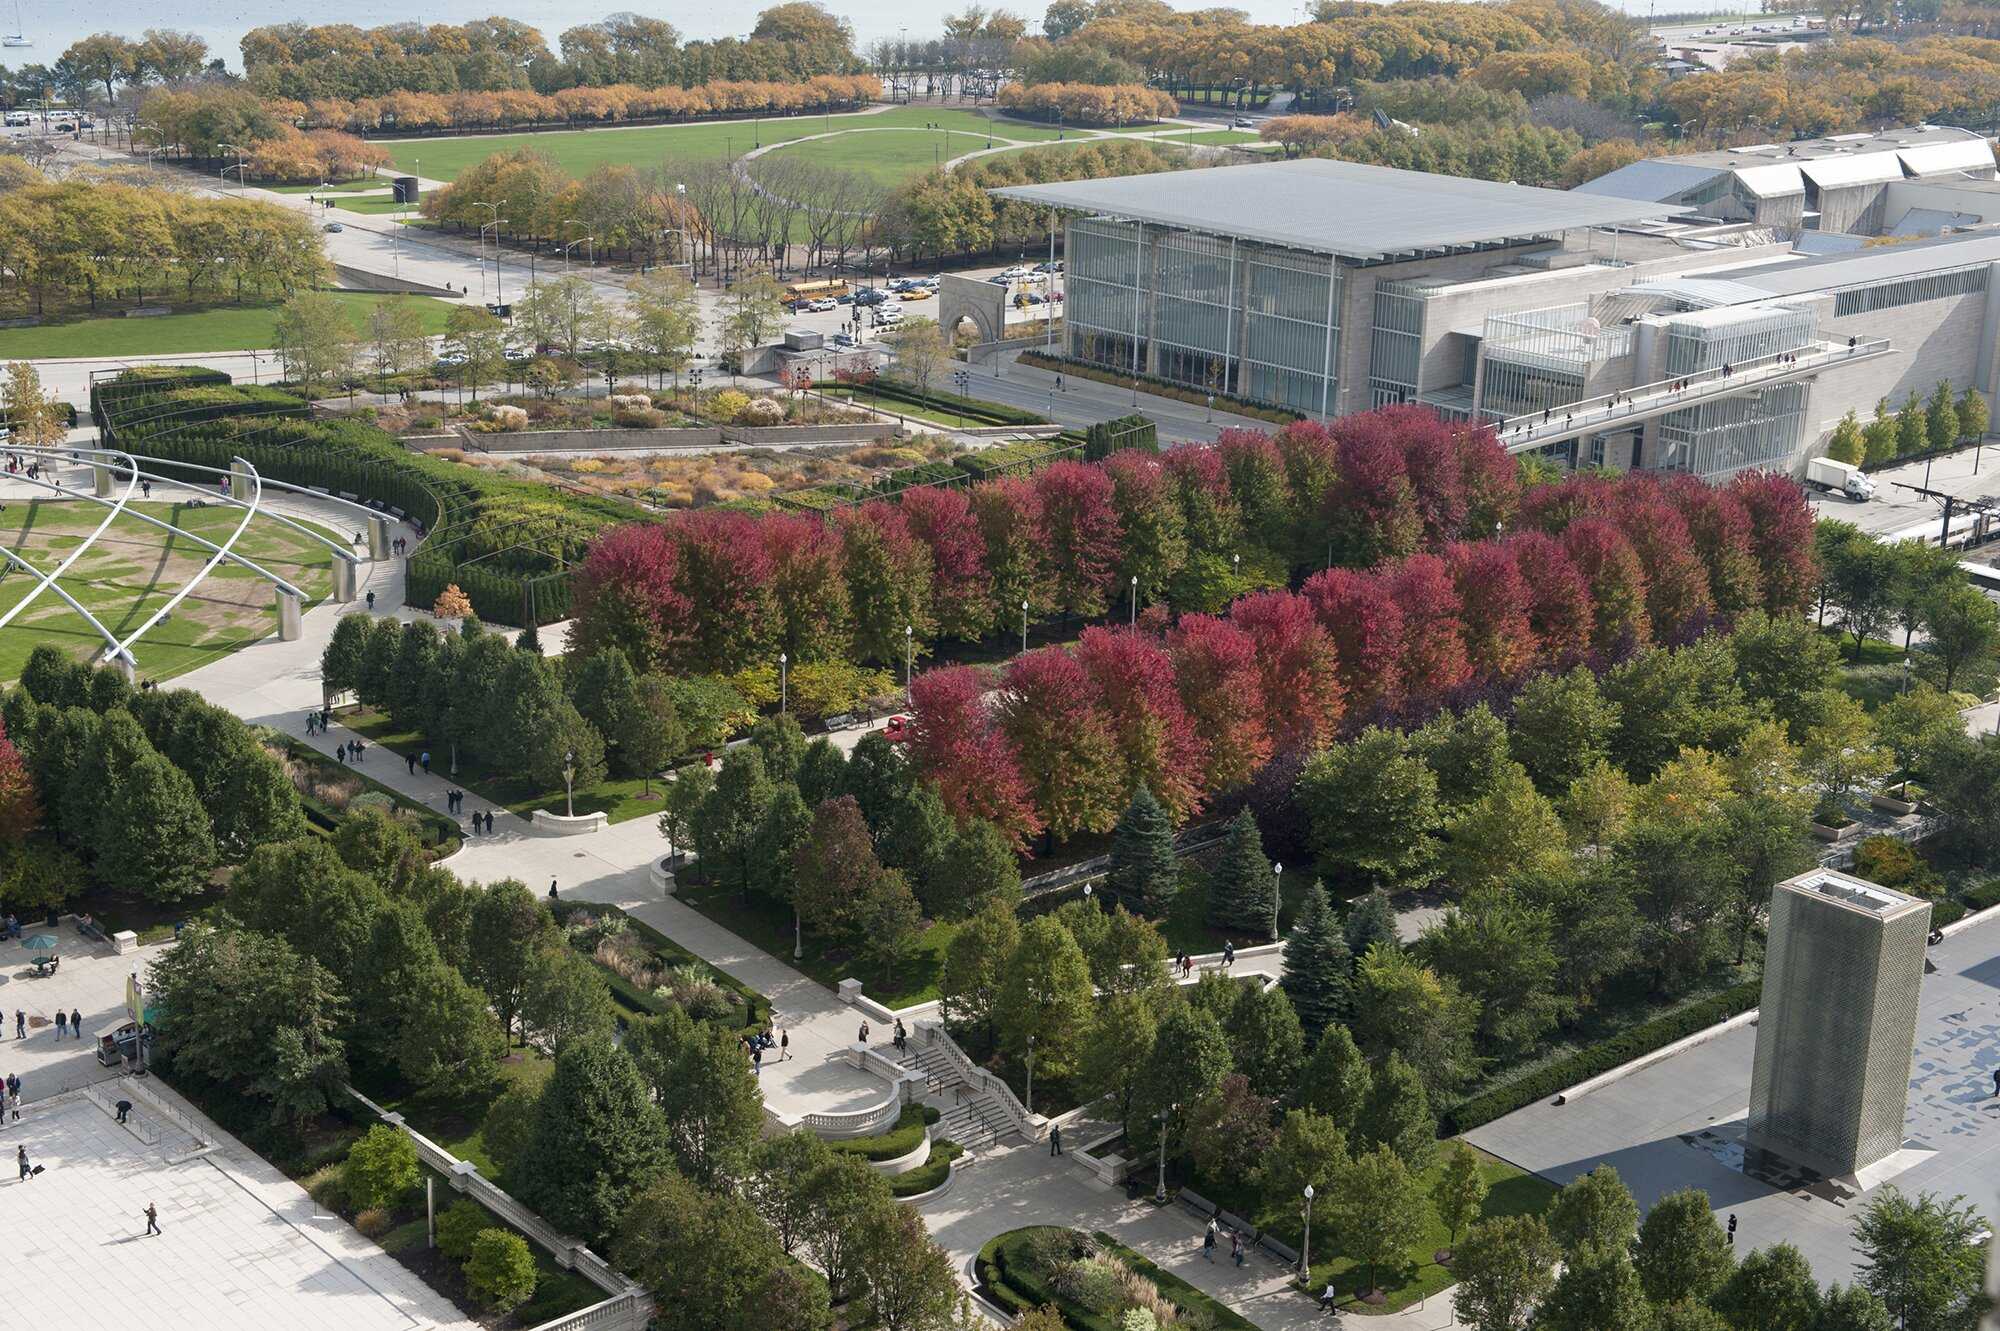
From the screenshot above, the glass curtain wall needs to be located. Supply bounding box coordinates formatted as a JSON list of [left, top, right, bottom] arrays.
[[1369, 280, 1429, 406], [1656, 305, 1816, 477]]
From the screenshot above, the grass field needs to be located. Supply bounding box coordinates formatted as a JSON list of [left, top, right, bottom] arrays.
[[758, 127, 1000, 185], [0, 292, 454, 359], [268, 179, 386, 194], [331, 194, 422, 214], [388, 105, 1065, 183], [0, 498, 342, 681]]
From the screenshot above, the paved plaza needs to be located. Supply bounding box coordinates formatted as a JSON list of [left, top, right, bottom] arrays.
[[1469, 910, 2000, 1286], [0, 930, 172, 1103], [1, 1089, 475, 1331]]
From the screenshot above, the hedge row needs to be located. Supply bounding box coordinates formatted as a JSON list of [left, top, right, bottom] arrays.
[[1443, 980, 1764, 1135], [952, 436, 1083, 480], [889, 1138, 964, 1198], [89, 365, 229, 426], [824, 1103, 940, 1162], [875, 460, 964, 494], [1017, 350, 1303, 425], [863, 377, 1050, 427], [1962, 878, 2000, 911], [1084, 414, 1158, 461]]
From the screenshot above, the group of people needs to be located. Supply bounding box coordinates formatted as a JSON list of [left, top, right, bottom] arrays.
[[0, 1072, 20, 1123], [0, 914, 18, 940], [464, 807, 496, 835], [303, 708, 331, 735], [405, 750, 433, 777], [390, 536, 409, 556], [856, 1018, 909, 1054], [7, 1009, 74, 1042], [332, 740, 368, 763], [741, 1027, 788, 1075]]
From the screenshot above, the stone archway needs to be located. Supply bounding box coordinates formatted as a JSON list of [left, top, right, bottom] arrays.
[[939, 273, 1007, 349]]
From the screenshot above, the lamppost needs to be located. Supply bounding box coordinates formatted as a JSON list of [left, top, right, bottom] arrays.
[[1020, 599, 1029, 653], [1300, 1183, 1315, 1286], [780, 652, 789, 713], [1024, 1033, 1036, 1116], [1902, 655, 1912, 694], [904, 623, 914, 696], [217, 140, 246, 191], [1271, 861, 1282, 942], [480, 218, 510, 306], [1129, 574, 1138, 626], [1154, 1104, 1177, 1204], [561, 747, 577, 818]]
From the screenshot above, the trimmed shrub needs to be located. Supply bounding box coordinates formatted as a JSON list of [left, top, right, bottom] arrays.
[[342, 1125, 420, 1211], [825, 1103, 941, 1162], [464, 1228, 537, 1312], [354, 1207, 393, 1238], [1445, 981, 1763, 1134]]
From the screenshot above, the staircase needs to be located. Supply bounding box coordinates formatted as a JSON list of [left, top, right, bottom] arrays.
[[897, 1043, 1012, 1149]]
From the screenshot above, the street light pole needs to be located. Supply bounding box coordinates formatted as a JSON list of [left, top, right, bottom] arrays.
[[1130, 574, 1138, 626], [1154, 1105, 1176, 1204], [1024, 1033, 1035, 1117], [1271, 861, 1282, 942], [1301, 1184, 1315, 1286], [780, 652, 789, 714], [1020, 599, 1029, 653], [562, 747, 577, 818], [904, 623, 914, 696]]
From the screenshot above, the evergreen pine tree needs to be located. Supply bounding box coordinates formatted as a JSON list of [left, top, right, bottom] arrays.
[[1108, 784, 1178, 915], [1358, 1052, 1437, 1172], [1926, 380, 1958, 453], [1862, 398, 1898, 466], [1280, 880, 1351, 1041], [512, 1041, 674, 1245], [1957, 387, 1989, 443], [516, 620, 543, 654], [1344, 887, 1401, 957], [1897, 392, 1929, 456], [1824, 411, 1864, 465], [1297, 1024, 1371, 1134], [1206, 807, 1276, 933]]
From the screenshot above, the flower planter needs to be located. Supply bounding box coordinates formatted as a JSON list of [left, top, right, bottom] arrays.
[[1811, 819, 1859, 843], [1871, 792, 1920, 816]]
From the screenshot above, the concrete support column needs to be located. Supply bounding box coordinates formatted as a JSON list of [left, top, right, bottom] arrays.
[[276, 588, 303, 641], [330, 554, 358, 603], [368, 515, 392, 561], [93, 464, 111, 498], [229, 458, 254, 498]]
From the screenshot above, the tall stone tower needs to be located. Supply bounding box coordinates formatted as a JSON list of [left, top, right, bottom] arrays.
[[1746, 869, 1930, 1178]]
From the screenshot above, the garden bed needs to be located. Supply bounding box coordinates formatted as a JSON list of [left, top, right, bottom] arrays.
[[890, 1138, 964, 1198], [825, 1103, 940, 1161], [549, 900, 771, 1034], [269, 734, 462, 858], [977, 1225, 1260, 1331]]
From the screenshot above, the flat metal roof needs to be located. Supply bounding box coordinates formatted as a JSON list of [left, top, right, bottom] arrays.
[[988, 158, 1690, 261], [1734, 229, 2000, 296]]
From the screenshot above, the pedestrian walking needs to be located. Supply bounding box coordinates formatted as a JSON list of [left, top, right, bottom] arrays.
[[548, 879, 559, 901], [893, 1018, 907, 1053], [115, 1099, 131, 1124], [407, 752, 418, 775], [69, 1009, 78, 1038], [752, 1046, 763, 1077], [1050, 1123, 1063, 1157], [365, 590, 376, 611], [1203, 1220, 1217, 1262], [53, 1011, 65, 1039], [1726, 1213, 1738, 1246], [859, 1020, 871, 1044], [483, 811, 494, 834], [336, 743, 348, 764], [780, 1028, 790, 1061], [145, 1203, 160, 1236], [140, 481, 150, 498], [16, 1145, 27, 1179], [1222, 940, 1235, 971], [420, 750, 431, 774], [1992, 1068, 1999, 1098], [1231, 1231, 1244, 1267]]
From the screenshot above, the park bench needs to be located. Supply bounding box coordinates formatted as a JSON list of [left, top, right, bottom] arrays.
[[75, 918, 107, 944], [1178, 1188, 1217, 1222], [1259, 1234, 1301, 1267], [1216, 1210, 1260, 1244]]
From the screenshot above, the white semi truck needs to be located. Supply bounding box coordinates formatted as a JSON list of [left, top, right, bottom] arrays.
[[1805, 456, 1875, 502]]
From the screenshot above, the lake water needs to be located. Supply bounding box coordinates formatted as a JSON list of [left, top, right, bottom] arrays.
[[5, 0, 1739, 74]]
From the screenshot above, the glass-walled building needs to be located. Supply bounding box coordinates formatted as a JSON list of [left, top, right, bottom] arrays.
[[1654, 305, 1817, 476]]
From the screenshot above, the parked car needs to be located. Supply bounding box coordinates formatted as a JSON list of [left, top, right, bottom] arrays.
[[1232, 116, 1255, 128], [435, 351, 468, 368], [1034, 260, 1064, 273], [503, 345, 534, 362], [986, 275, 1011, 285], [854, 287, 889, 306], [899, 288, 931, 301], [882, 716, 910, 743], [835, 291, 857, 304], [876, 306, 904, 326], [322, 222, 344, 233], [807, 297, 838, 312], [831, 330, 857, 347], [999, 264, 1035, 279]]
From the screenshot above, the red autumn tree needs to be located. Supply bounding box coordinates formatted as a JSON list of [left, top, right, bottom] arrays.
[[1033, 461, 1123, 620], [1168, 613, 1271, 793], [1458, 422, 1522, 535], [1391, 553, 1474, 701], [1300, 566, 1406, 718], [1663, 474, 1762, 616], [567, 522, 687, 674], [1275, 420, 1340, 562], [971, 477, 1054, 630], [1518, 471, 1619, 535], [907, 665, 1040, 850], [1729, 469, 1819, 615], [1103, 450, 1188, 608], [898, 484, 992, 641], [1075, 626, 1207, 820], [1215, 428, 1291, 552], [1562, 517, 1652, 654], [671, 510, 776, 674], [1446, 539, 1536, 681], [1370, 405, 1470, 541], [761, 511, 852, 663], [0, 717, 41, 843], [1611, 486, 1714, 642], [1231, 590, 1345, 752], [1506, 530, 1595, 666], [1324, 422, 1422, 566], [994, 647, 1125, 841], [1162, 442, 1242, 555], [836, 501, 934, 666]]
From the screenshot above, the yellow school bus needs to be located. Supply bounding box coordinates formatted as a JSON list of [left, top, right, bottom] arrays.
[[784, 278, 851, 303]]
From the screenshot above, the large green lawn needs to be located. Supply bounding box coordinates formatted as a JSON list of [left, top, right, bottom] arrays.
[[0, 292, 454, 359], [268, 178, 387, 194], [332, 194, 422, 215], [759, 127, 1010, 185], [388, 105, 1063, 184], [0, 499, 341, 682]]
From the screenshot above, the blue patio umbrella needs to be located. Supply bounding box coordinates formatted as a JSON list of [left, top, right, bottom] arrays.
[[23, 934, 57, 952]]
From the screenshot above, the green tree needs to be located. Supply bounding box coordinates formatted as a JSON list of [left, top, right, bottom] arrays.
[[1800, 688, 1891, 810], [1603, 638, 1759, 778], [625, 266, 701, 386], [1634, 1187, 1734, 1306], [939, 897, 1019, 1056], [1280, 881, 1351, 1042], [613, 1171, 796, 1331], [1357, 1052, 1437, 1172], [1297, 1024, 1371, 1133], [1897, 391, 1929, 457], [1713, 1242, 1821, 1331], [1330, 1145, 1430, 1300], [343, 1124, 420, 1211], [320, 614, 371, 701], [146, 925, 349, 1126], [1431, 1141, 1490, 1256], [272, 290, 357, 390], [928, 816, 1022, 921], [853, 1200, 963, 1331], [396, 951, 506, 1098], [444, 303, 508, 401], [659, 761, 715, 861], [464, 1229, 537, 1312], [792, 793, 880, 941], [526, 703, 608, 807], [1927, 380, 1959, 452], [1298, 728, 1443, 890], [435, 1200, 490, 1261], [1863, 398, 1899, 466], [521, 939, 617, 1057], [1223, 982, 1306, 1102], [1412, 704, 1515, 809], [1205, 806, 1277, 933], [1509, 666, 1622, 796], [994, 915, 1095, 1078], [613, 675, 683, 793], [1352, 944, 1479, 1098], [1415, 885, 1565, 1056], [1956, 387, 1988, 442], [626, 1006, 764, 1186], [1131, 1005, 1232, 1155], [748, 1130, 835, 1256], [1255, 1108, 1349, 1217], [722, 270, 787, 359], [513, 1041, 674, 1245], [1078, 990, 1160, 1129], [365, 299, 431, 377], [96, 748, 217, 900], [1450, 1214, 1560, 1331], [1922, 580, 2000, 692], [1825, 410, 1865, 465], [706, 747, 777, 899], [1818, 1284, 1897, 1331], [481, 1074, 546, 1176], [800, 1154, 896, 1303], [1729, 609, 1842, 740], [468, 879, 553, 1040], [1108, 784, 1179, 915], [1547, 1164, 1640, 1262], [1439, 762, 1570, 896], [1851, 1188, 1989, 1331], [856, 869, 925, 984], [1, 361, 66, 448], [571, 647, 640, 755], [1539, 1248, 1657, 1331], [888, 316, 950, 398], [1344, 887, 1401, 956], [1873, 684, 1961, 794]]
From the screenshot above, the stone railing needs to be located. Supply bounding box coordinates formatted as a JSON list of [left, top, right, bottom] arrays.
[[347, 1088, 651, 1327], [915, 1020, 1042, 1141], [793, 1043, 919, 1139]]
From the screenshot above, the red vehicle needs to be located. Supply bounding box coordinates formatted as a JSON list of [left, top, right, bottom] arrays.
[[882, 716, 910, 743]]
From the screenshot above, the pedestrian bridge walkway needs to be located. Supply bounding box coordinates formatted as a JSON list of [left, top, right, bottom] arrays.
[[1495, 336, 1895, 454]]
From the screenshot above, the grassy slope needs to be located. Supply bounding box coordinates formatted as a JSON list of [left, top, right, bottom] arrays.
[[0, 292, 454, 359], [0, 499, 341, 681], [386, 105, 1062, 182]]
